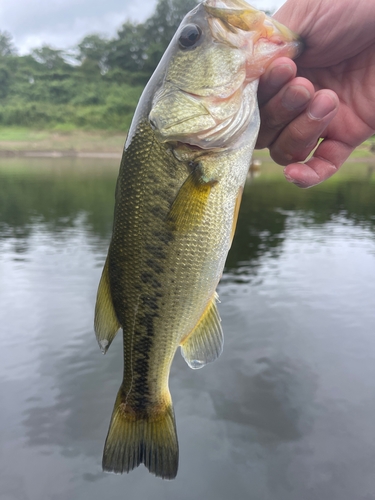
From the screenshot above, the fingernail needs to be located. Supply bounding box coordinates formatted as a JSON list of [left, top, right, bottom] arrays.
[[284, 170, 295, 183], [308, 93, 336, 120], [269, 64, 294, 88], [284, 170, 304, 187], [281, 85, 311, 110]]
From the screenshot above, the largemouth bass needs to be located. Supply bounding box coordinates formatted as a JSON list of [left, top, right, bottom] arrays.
[[95, 0, 302, 480]]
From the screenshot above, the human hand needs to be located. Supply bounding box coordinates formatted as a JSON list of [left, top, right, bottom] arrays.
[[256, 0, 375, 187]]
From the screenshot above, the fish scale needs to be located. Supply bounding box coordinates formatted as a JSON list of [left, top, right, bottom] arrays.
[[94, 0, 302, 479]]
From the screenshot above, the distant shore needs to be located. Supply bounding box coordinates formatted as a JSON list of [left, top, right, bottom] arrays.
[[0, 127, 374, 161], [1, 150, 375, 162], [0, 128, 126, 157], [0, 150, 122, 159]]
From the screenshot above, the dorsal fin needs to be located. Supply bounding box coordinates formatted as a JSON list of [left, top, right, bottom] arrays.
[[94, 255, 121, 354], [180, 292, 223, 369]]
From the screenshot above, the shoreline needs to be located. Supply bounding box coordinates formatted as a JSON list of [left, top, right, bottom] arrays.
[[1, 149, 374, 162], [0, 149, 122, 159], [0, 128, 374, 162]]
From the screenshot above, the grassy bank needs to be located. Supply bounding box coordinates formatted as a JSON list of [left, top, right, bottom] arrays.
[[0, 127, 127, 153]]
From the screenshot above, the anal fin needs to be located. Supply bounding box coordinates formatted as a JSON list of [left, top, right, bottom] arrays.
[[181, 292, 223, 369], [94, 255, 121, 354]]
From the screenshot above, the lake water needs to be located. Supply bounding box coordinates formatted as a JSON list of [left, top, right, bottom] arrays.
[[0, 156, 374, 500]]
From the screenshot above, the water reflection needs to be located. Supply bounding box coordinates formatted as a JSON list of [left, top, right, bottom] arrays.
[[1, 157, 375, 500]]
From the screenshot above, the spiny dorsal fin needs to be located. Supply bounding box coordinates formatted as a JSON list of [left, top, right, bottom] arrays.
[[94, 255, 121, 354], [180, 292, 223, 369], [167, 169, 215, 232]]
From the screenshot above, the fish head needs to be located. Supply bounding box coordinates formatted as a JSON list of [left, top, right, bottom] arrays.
[[149, 0, 302, 156]]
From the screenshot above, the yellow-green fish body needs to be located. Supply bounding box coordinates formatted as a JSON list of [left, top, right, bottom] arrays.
[[95, 0, 302, 479]]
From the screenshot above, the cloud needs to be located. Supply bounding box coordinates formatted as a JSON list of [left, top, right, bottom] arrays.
[[0, 0, 284, 55], [0, 0, 157, 54]]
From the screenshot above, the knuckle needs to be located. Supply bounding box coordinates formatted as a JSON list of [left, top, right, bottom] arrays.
[[288, 122, 307, 144], [265, 114, 286, 131], [270, 134, 317, 165], [286, 124, 319, 154], [269, 145, 291, 166], [260, 104, 290, 132]]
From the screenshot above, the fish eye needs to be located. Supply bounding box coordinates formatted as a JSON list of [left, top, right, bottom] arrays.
[[178, 24, 202, 49]]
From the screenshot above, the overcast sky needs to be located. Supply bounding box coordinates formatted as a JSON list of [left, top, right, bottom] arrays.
[[0, 0, 286, 55]]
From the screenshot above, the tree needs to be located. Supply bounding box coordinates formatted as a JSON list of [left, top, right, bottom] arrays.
[[145, 0, 199, 47], [0, 0, 201, 127], [0, 65, 10, 98], [107, 21, 146, 73], [0, 31, 17, 57], [77, 34, 110, 73], [31, 46, 68, 71], [108, 0, 198, 76]]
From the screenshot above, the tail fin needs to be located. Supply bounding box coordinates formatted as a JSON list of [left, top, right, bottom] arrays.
[[102, 388, 179, 480]]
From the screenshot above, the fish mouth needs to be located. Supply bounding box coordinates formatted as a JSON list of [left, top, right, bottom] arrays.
[[203, 0, 303, 79]]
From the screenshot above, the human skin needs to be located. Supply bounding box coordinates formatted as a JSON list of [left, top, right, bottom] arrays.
[[256, 0, 375, 187]]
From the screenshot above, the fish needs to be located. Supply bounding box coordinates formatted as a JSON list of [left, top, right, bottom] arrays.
[[94, 0, 302, 480]]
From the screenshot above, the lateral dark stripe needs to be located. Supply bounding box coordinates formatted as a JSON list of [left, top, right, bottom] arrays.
[[146, 258, 164, 274]]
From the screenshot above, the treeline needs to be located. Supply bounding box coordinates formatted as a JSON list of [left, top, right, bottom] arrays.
[[0, 0, 198, 130]]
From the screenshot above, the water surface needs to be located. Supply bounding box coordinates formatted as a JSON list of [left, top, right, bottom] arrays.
[[0, 157, 374, 500]]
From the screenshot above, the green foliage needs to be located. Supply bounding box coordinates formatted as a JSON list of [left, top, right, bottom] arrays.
[[77, 34, 110, 73], [31, 46, 68, 70], [0, 0, 198, 130], [0, 31, 17, 57], [0, 85, 143, 130], [107, 0, 198, 75], [0, 64, 10, 98]]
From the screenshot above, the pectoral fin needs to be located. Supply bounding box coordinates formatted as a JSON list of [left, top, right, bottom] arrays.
[[167, 169, 215, 232], [180, 292, 223, 369], [94, 256, 121, 354]]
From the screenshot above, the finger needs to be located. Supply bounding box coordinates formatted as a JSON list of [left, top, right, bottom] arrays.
[[283, 138, 354, 188], [256, 77, 314, 149], [269, 90, 339, 165], [258, 57, 297, 106]]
